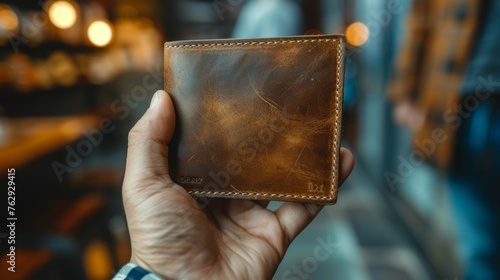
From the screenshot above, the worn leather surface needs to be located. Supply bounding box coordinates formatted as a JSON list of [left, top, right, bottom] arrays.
[[164, 35, 345, 204]]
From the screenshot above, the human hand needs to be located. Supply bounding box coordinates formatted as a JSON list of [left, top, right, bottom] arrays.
[[123, 90, 355, 279], [393, 100, 425, 132]]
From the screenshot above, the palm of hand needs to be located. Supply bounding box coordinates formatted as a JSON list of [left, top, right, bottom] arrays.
[[124, 177, 313, 279]]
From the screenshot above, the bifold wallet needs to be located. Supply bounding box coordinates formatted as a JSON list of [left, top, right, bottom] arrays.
[[164, 35, 345, 204]]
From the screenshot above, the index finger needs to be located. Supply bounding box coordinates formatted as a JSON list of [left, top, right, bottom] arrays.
[[275, 148, 355, 244]]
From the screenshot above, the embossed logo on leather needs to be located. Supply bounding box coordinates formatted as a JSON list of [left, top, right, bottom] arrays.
[[307, 182, 325, 193], [179, 176, 204, 184]]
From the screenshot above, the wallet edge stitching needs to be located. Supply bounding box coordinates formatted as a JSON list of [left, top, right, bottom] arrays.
[[329, 39, 344, 202], [165, 38, 339, 49]]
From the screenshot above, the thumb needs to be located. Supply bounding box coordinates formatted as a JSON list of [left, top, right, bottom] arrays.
[[124, 90, 176, 187]]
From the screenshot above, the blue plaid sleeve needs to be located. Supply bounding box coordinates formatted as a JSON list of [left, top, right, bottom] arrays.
[[113, 262, 163, 280]]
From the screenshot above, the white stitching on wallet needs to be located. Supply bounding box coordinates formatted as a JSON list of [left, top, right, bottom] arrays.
[[165, 38, 337, 48], [329, 39, 344, 201]]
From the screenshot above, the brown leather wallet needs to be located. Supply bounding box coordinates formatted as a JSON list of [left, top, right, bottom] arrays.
[[164, 35, 345, 204]]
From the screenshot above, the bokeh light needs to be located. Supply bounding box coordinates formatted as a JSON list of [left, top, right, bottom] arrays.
[[345, 22, 369, 47], [87, 20, 113, 47], [0, 4, 19, 32], [48, 1, 77, 29]]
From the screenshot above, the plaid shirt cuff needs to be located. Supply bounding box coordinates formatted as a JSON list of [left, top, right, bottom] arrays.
[[113, 262, 163, 280]]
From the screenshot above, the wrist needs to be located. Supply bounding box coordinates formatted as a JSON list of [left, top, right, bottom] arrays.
[[130, 254, 166, 279], [113, 262, 163, 280]]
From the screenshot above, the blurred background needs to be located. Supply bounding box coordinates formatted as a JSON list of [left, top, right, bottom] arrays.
[[1, 0, 499, 279]]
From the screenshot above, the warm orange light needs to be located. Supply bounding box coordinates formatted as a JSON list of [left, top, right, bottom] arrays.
[[0, 4, 19, 32], [88, 20, 113, 47], [48, 1, 77, 29], [345, 22, 369, 47], [0, 63, 15, 83]]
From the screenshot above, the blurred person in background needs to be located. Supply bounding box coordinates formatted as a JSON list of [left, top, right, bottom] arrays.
[[390, 0, 500, 279]]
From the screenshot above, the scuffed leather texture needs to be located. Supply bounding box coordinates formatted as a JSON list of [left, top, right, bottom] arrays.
[[164, 35, 345, 204]]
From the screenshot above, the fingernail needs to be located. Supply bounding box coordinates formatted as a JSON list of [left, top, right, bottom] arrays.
[[150, 90, 163, 108]]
